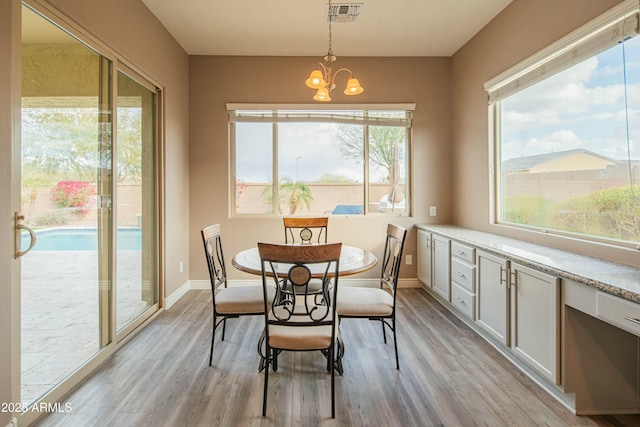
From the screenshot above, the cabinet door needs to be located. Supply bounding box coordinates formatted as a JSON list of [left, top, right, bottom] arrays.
[[510, 262, 559, 384], [432, 235, 450, 301], [417, 230, 432, 288], [476, 251, 509, 345]]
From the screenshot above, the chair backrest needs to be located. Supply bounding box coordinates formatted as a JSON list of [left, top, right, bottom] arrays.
[[201, 224, 227, 302], [258, 242, 342, 328], [283, 217, 328, 244], [380, 224, 407, 294]]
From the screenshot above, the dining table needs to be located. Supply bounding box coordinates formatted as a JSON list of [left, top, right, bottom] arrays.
[[232, 244, 378, 278], [231, 243, 378, 374]]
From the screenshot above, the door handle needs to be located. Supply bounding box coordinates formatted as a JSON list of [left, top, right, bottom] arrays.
[[15, 212, 36, 259]]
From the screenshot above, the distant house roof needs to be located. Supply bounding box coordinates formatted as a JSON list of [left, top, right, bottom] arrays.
[[502, 149, 618, 172]]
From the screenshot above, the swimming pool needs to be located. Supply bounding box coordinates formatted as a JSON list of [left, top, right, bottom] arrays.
[[22, 228, 142, 251]]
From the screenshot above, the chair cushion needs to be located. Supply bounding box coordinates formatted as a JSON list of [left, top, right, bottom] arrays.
[[281, 278, 324, 294], [336, 287, 394, 317], [268, 324, 335, 350], [216, 285, 273, 314]]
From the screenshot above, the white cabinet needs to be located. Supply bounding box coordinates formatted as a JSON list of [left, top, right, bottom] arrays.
[[510, 262, 560, 384], [476, 251, 509, 344], [432, 234, 450, 301], [476, 250, 559, 384], [417, 225, 640, 414], [417, 230, 432, 289], [450, 242, 476, 319]]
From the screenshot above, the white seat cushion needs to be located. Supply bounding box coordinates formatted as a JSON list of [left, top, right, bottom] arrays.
[[267, 303, 337, 350], [268, 324, 334, 350], [336, 287, 394, 317], [216, 285, 273, 314]]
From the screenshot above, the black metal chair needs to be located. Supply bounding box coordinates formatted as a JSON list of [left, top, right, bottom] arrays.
[[201, 224, 273, 366], [282, 217, 329, 295], [283, 217, 328, 244], [336, 224, 407, 369], [258, 242, 342, 418]]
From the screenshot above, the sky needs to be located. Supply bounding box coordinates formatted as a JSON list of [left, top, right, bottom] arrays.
[[235, 121, 403, 184], [501, 36, 640, 163]]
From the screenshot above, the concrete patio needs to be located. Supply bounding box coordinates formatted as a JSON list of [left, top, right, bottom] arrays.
[[20, 249, 150, 405]]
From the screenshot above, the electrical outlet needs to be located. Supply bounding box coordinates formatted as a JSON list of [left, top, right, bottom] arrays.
[[179, 261, 184, 273], [406, 254, 412, 265], [429, 206, 437, 216]]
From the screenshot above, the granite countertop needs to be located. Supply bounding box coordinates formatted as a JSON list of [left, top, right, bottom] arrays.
[[416, 224, 640, 304]]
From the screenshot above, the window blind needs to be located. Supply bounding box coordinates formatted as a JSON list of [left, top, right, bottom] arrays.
[[227, 104, 415, 128], [485, 10, 639, 103]]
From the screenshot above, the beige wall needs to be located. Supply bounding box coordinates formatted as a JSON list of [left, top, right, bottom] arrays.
[[0, 0, 189, 418], [450, 0, 640, 267], [189, 56, 452, 281]]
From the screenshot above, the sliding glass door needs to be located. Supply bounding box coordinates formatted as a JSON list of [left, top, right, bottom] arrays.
[[116, 69, 158, 334], [18, 3, 160, 414]]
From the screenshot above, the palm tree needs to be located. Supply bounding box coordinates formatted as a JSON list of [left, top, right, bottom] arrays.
[[262, 178, 314, 215]]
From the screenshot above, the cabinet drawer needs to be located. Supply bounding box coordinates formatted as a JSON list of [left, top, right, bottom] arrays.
[[451, 242, 475, 264], [597, 291, 640, 337], [451, 258, 475, 292], [452, 283, 475, 320]]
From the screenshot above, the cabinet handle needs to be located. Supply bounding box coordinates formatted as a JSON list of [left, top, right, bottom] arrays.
[[456, 250, 465, 256], [455, 297, 466, 305], [510, 270, 517, 289], [500, 266, 506, 285], [455, 271, 465, 278], [624, 315, 640, 325]]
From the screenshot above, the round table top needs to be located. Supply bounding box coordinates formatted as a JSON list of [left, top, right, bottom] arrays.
[[232, 244, 378, 278]]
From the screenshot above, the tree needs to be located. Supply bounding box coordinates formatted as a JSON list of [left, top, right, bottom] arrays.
[[262, 178, 314, 215], [21, 108, 99, 221], [333, 125, 405, 203], [21, 106, 145, 221], [316, 172, 353, 183]]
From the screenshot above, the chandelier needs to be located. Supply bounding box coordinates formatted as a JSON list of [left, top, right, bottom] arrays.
[[305, 1, 364, 102]]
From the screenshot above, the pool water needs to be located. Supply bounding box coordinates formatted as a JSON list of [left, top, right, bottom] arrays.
[[22, 228, 142, 251]]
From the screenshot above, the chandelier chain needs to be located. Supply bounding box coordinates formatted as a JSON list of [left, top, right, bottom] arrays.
[[304, 0, 363, 101], [328, 0, 333, 55]]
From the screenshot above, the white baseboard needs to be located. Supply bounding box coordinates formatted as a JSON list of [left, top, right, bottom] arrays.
[[164, 280, 190, 309], [166, 276, 421, 309], [398, 278, 421, 288], [5, 417, 17, 427], [189, 279, 210, 290]]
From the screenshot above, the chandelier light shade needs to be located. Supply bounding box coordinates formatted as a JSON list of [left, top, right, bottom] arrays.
[[344, 77, 364, 95], [305, 70, 326, 89], [305, 1, 364, 102]]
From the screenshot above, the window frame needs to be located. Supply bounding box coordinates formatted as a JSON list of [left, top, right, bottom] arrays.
[[485, 0, 640, 249], [227, 103, 415, 218]]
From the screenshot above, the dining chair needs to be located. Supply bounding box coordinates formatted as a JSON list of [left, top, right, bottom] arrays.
[[258, 242, 342, 418], [283, 216, 328, 244], [336, 223, 407, 369], [201, 224, 273, 366]]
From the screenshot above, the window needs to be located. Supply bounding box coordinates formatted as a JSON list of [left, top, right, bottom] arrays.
[[229, 105, 414, 216], [486, 3, 640, 246]]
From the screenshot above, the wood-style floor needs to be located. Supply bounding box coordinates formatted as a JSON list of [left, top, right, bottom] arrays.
[[35, 288, 640, 427]]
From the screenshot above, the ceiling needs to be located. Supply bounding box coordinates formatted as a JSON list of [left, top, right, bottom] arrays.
[[140, 0, 513, 57]]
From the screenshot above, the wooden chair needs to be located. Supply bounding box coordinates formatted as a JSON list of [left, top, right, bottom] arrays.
[[336, 224, 407, 369], [283, 217, 328, 244], [201, 224, 273, 366], [258, 242, 342, 418]]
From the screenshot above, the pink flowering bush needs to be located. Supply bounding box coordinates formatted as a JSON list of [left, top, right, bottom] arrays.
[[51, 181, 96, 213]]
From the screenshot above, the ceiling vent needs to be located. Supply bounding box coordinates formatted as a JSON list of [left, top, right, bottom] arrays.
[[327, 3, 362, 23]]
